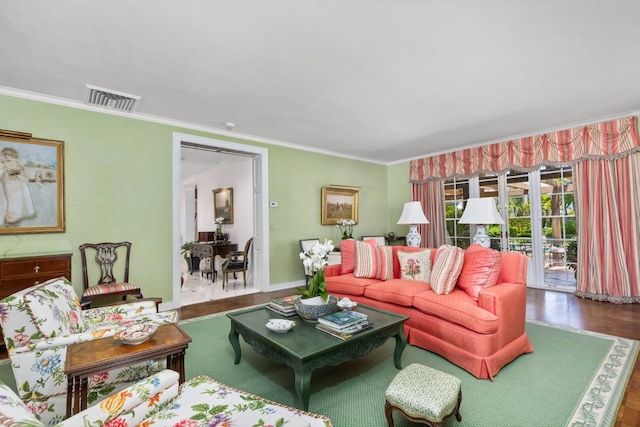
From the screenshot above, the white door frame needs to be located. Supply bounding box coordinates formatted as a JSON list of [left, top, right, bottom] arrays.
[[166, 132, 270, 310]]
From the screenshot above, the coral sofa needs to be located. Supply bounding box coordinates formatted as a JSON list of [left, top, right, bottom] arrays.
[[324, 242, 533, 379], [0, 369, 332, 426]]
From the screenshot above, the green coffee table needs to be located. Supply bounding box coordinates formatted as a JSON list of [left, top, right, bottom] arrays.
[[227, 304, 408, 411]]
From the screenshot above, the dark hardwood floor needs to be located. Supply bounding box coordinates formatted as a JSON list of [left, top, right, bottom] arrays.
[[178, 287, 640, 427]]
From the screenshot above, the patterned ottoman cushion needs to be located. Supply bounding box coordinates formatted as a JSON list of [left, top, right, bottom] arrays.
[[385, 363, 461, 422]]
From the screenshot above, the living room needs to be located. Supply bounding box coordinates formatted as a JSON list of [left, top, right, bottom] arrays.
[[1, 2, 639, 425]]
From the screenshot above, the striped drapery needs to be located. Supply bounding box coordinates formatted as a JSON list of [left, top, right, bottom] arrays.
[[410, 116, 640, 183], [573, 156, 640, 303], [411, 180, 447, 248]]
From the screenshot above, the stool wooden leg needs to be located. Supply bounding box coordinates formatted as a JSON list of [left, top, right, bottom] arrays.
[[454, 389, 462, 422], [384, 401, 395, 427]]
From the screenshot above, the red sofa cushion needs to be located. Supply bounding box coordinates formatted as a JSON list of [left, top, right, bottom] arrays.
[[340, 239, 356, 275], [498, 251, 528, 284], [413, 288, 499, 334], [364, 279, 432, 306], [457, 244, 502, 301], [325, 274, 381, 296]]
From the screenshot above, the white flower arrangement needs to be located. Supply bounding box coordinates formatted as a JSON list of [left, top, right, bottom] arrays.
[[336, 219, 356, 239], [299, 239, 335, 272], [214, 217, 225, 233], [296, 239, 335, 300]]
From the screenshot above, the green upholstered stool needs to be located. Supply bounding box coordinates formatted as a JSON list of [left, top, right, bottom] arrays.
[[384, 363, 462, 427]]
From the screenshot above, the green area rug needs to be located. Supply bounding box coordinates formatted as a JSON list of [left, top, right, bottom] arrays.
[[0, 310, 636, 426]]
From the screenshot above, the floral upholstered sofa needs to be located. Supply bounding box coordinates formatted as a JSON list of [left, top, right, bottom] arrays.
[[0, 277, 178, 425], [0, 369, 332, 427], [324, 241, 534, 380]]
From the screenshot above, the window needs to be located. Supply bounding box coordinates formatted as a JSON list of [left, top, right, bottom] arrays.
[[444, 177, 470, 249]]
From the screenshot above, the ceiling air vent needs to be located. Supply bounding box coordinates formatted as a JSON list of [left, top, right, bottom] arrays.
[[84, 84, 141, 112]]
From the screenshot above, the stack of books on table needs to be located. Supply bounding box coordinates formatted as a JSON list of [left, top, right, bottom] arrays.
[[316, 310, 372, 340], [266, 296, 298, 317]]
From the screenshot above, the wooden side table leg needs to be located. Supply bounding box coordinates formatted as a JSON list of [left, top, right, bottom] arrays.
[[66, 376, 73, 418], [168, 351, 187, 383], [80, 376, 88, 412]]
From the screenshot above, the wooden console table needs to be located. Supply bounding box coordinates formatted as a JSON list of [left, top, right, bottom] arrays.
[[65, 323, 191, 417], [190, 243, 238, 280]]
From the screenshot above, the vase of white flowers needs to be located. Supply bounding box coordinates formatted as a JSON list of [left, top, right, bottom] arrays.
[[336, 219, 355, 240], [214, 216, 224, 234], [294, 239, 339, 320]]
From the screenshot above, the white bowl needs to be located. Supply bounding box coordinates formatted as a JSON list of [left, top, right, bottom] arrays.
[[266, 319, 295, 333], [114, 324, 158, 345]]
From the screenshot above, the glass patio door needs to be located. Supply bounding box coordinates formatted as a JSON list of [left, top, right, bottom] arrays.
[[469, 169, 576, 290]]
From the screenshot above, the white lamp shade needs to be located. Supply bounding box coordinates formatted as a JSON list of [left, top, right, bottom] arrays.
[[397, 201, 429, 225], [458, 198, 505, 225]]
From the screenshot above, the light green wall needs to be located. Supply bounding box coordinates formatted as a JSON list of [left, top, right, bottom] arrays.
[[269, 146, 389, 284], [386, 162, 413, 237], [0, 94, 411, 300]]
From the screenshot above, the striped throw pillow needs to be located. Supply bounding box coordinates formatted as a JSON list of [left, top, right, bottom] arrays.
[[354, 241, 394, 280], [430, 245, 465, 295]]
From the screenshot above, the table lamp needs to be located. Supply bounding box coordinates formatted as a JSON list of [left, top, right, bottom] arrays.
[[397, 201, 429, 247], [458, 198, 504, 248]]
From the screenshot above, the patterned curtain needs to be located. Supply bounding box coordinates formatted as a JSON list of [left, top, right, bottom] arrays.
[[412, 181, 447, 248], [573, 156, 640, 303], [410, 117, 640, 183]]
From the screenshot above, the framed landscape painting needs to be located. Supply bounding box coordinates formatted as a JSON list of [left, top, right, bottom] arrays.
[[213, 187, 234, 224], [321, 186, 359, 225], [0, 130, 65, 234]]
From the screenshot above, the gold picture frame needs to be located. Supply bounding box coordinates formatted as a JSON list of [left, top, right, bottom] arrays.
[[0, 130, 65, 234], [321, 186, 359, 225], [213, 187, 234, 224]]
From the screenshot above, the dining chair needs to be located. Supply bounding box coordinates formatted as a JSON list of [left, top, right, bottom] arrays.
[[222, 237, 253, 289], [79, 241, 144, 308]]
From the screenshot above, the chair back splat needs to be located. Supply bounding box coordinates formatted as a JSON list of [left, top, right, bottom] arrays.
[[79, 241, 143, 308]]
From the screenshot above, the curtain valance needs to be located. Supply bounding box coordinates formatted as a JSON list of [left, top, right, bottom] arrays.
[[410, 116, 640, 183]]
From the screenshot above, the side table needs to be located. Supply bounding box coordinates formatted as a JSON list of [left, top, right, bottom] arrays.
[[65, 323, 191, 417]]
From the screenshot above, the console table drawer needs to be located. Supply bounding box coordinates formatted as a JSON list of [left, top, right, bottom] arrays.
[[0, 257, 71, 278]]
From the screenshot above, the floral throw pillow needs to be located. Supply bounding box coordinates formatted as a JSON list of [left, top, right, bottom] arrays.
[[397, 250, 431, 282]]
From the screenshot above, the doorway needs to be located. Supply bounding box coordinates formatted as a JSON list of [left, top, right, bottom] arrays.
[[171, 132, 270, 310]]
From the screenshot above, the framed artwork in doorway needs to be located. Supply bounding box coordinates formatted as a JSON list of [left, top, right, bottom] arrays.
[[213, 187, 234, 224], [0, 129, 65, 234], [321, 186, 359, 225]]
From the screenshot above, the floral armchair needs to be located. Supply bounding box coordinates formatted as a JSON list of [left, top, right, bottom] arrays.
[[0, 277, 178, 426], [0, 369, 332, 427]]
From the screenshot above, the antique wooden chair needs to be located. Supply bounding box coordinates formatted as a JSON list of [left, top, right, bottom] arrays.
[[79, 241, 144, 308], [222, 237, 253, 289]]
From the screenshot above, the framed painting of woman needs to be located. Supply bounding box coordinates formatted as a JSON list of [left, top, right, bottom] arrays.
[[0, 130, 65, 234]]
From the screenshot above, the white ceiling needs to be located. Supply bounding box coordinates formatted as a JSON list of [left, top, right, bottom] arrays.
[[2, 1, 640, 166]]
